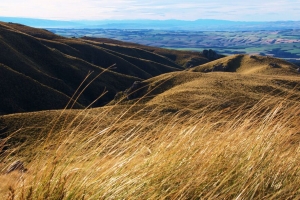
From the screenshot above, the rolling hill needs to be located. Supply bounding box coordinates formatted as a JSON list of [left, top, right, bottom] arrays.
[[190, 54, 299, 76], [0, 22, 300, 199], [1, 21, 299, 123], [111, 55, 300, 112], [0, 22, 211, 114], [81, 36, 211, 67], [1, 54, 300, 199]]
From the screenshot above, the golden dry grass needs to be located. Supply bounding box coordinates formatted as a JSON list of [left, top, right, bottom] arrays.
[[0, 95, 299, 199], [1, 22, 300, 199], [1, 56, 300, 198], [191, 54, 299, 76], [111, 70, 300, 114]]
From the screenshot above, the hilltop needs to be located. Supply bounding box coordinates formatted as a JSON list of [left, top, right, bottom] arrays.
[[191, 54, 299, 76]]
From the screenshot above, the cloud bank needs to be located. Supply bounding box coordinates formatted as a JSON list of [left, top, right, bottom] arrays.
[[1, 0, 300, 21]]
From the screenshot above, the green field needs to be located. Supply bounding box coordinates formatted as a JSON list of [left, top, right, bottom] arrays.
[[49, 29, 300, 61]]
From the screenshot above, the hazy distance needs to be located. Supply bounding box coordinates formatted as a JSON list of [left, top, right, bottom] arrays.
[[1, 0, 300, 21]]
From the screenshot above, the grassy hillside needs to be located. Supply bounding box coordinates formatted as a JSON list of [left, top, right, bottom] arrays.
[[110, 56, 300, 111], [0, 22, 195, 114], [0, 95, 299, 199], [82, 37, 211, 67], [191, 54, 299, 76], [0, 22, 299, 199], [0, 70, 299, 199], [0, 64, 83, 115]]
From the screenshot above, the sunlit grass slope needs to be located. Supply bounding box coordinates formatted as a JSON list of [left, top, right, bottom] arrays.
[[0, 62, 299, 198], [191, 54, 299, 76], [0, 97, 299, 199], [111, 70, 300, 113]]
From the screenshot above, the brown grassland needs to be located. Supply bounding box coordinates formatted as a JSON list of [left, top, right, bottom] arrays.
[[1, 69, 300, 199], [0, 22, 300, 199]]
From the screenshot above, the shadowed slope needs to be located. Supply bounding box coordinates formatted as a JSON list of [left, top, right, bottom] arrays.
[[82, 40, 182, 69], [0, 64, 83, 115], [0, 22, 62, 40], [5, 23, 184, 75], [81, 37, 210, 67], [0, 22, 189, 114], [0, 24, 140, 113]]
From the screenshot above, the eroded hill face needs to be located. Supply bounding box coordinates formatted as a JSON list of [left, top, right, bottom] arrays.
[[0, 22, 210, 114]]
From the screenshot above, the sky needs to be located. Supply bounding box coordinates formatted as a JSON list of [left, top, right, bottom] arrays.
[[1, 0, 300, 21]]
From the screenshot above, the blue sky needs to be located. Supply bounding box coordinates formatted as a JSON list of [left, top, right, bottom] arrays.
[[1, 0, 300, 21]]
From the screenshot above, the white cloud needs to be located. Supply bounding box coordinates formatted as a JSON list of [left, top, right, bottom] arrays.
[[1, 0, 300, 21]]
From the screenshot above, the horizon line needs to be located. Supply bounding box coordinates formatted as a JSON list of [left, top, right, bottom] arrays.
[[1, 16, 299, 23]]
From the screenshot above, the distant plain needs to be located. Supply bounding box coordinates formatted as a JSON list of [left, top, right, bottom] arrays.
[[50, 28, 300, 62]]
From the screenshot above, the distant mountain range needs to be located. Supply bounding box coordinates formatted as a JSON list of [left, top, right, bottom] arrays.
[[1, 17, 300, 31]]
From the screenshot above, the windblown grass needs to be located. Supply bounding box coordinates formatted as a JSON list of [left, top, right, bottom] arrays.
[[1, 98, 299, 199]]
